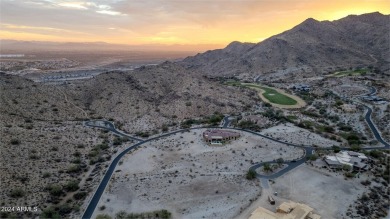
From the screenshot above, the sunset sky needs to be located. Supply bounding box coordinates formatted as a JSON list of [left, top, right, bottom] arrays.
[[1, 0, 389, 50]]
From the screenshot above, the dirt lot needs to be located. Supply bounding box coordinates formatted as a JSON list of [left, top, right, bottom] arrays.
[[260, 123, 341, 147], [270, 165, 367, 219], [92, 129, 304, 219]]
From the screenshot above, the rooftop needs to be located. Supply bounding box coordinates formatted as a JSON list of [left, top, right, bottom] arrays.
[[325, 151, 367, 168], [203, 129, 240, 140]]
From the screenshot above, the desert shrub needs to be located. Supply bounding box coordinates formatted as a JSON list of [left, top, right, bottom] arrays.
[[113, 137, 123, 145], [98, 143, 109, 150], [276, 158, 284, 165], [324, 126, 334, 133], [161, 125, 169, 132], [29, 154, 40, 160], [73, 192, 87, 200], [246, 169, 257, 180], [350, 145, 361, 152], [263, 102, 272, 107], [17, 175, 29, 184], [67, 164, 82, 173], [114, 210, 171, 219], [238, 120, 261, 131], [73, 151, 81, 157], [369, 150, 382, 158], [319, 108, 326, 115], [344, 172, 355, 178], [64, 180, 79, 192], [96, 214, 112, 219], [115, 211, 127, 219], [361, 180, 371, 186], [338, 124, 353, 131], [57, 204, 72, 216], [335, 100, 343, 106], [332, 146, 341, 153], [40, 207, 60, 219], [360, 193, 369, 201], [9, 188, 25, 198], [135, 132, 150, 138], [342, 164, 352, 171], [308, 154, 318, 161], [207, 113, 224, 125], [345, 134, 361, 145], [159, 210, 172, 219], [47, 184, 63, 197], [263, 163, 272, 172], [10, 139, 20, 145], [88, 149, 99, 158], [180, 119, 201, 129], [72, 158, 81, 164]]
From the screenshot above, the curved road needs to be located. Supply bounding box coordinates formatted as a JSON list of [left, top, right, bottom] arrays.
[[82, 86, 389, 219], [81, 122, 312, 219], [360, 105, 389, 149]]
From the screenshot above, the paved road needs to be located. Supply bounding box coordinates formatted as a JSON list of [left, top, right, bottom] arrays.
[[250, 147, 313, 180], [85, 121, 143, 142], [361, 105, 389, 149], [82, 87, 389, 218], [350, 85, 389, 149], [222, 116, 232, 128]]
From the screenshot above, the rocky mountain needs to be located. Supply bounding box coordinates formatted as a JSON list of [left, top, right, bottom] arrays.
[[181, 12, 390, 76]]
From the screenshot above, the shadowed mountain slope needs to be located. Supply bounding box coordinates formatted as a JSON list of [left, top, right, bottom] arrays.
[[181, 12, 390, 76]]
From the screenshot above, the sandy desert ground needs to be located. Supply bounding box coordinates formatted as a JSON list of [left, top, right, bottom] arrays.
[[270, 165, 367, 219], [91, 128, 304, 219], [260, 123, 341, 147]]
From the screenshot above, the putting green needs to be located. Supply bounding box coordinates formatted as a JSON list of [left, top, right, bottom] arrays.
[[225, 81, 305, 108], [243, 84, 298, 105]]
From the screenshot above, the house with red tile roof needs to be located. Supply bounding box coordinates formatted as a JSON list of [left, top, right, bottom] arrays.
[[203, 129, 240, 144]]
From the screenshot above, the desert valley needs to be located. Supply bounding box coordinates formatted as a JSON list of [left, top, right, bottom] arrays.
[[1, 9, 389, 219]]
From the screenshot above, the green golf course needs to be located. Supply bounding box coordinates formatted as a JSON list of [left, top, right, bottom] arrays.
[[244, 84, 298, 105], [225, 82, 303, 106]]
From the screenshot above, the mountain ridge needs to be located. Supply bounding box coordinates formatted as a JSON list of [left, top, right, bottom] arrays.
[[180, 12, 390, 76]]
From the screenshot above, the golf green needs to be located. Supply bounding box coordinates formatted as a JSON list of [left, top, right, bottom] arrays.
[[244, 84, 298, 105]]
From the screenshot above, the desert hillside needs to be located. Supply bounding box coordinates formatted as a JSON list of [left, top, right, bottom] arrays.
[[181, 12, 390, 76], [1, 62, 256, 131], [0, 62, 258, 218], [72, 62, 257, 133]]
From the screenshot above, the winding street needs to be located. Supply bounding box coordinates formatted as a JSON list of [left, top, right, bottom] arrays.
[[81, 87, 388, 219]]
